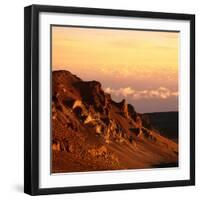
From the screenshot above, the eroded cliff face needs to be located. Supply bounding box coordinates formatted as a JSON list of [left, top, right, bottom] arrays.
[[52, 70, 178, 173]]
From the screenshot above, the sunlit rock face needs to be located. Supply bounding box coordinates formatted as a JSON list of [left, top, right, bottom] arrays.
[[52, 70, 178, 173]]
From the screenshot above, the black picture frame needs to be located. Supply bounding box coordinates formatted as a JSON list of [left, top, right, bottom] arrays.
[[24, 4, 195, 196]]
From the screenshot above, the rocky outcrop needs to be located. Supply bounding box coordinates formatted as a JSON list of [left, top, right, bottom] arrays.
[[120, 99, 129, 118], [127, 104, 137, 121], [52, 70, 178, 173]]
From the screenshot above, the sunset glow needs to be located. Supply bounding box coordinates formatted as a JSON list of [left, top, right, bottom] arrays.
[[52, 26, 179, 113]]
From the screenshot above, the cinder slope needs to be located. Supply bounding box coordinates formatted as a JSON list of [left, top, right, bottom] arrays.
[[52, 70, 178, 173]]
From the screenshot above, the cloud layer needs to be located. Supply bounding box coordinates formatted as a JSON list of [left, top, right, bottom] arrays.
[[105, 86, 178, 100]]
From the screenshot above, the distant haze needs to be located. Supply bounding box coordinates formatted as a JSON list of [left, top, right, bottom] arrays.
[[52, 26, 179, 113]]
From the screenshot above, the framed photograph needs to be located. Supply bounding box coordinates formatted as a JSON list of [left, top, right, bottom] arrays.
[[24, 4, 195, 195]]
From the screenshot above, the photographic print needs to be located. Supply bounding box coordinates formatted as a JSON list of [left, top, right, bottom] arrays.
[[51, 26, 179, 173], [24, 5, 195, 195]]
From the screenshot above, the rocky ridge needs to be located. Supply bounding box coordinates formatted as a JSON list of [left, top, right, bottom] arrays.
[[52, 70, 178, 173]]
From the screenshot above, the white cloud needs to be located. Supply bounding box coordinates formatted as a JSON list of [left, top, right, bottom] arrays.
[[104, 86, 178, 100], [105, 87, 135, 97]]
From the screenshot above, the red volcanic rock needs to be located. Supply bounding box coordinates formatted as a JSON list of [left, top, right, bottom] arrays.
[[52, 70, 178, 173]]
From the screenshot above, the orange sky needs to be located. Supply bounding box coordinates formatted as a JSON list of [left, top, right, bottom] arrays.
[[52, 26, 179, 113]]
